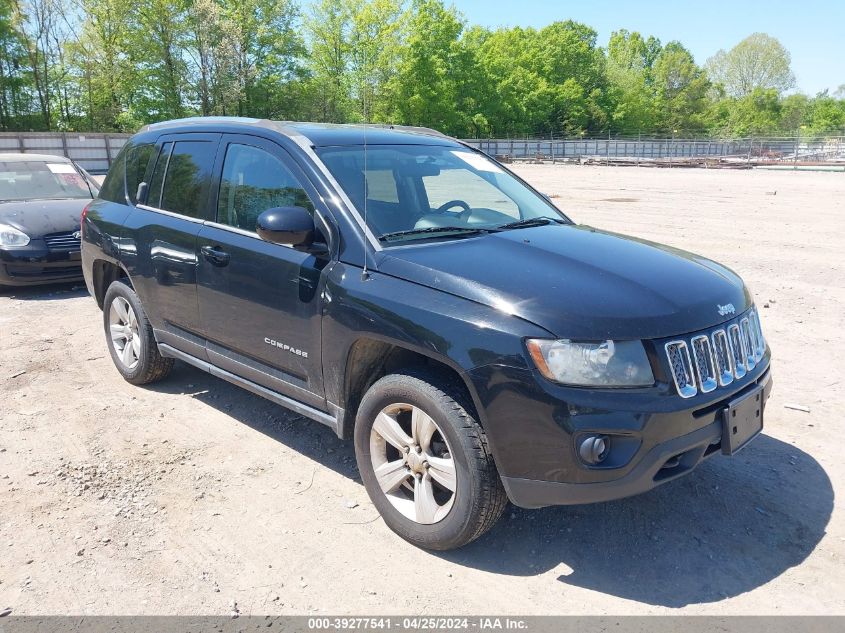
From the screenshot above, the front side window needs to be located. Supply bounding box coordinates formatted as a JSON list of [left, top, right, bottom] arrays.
[[217, 143, 314, 232], [157, 140, 215, 218], [0, 159, 93, 202], [316, 145, 564, 243]]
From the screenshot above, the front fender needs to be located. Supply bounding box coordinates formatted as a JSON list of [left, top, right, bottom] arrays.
[[321, 262, 551, 453]]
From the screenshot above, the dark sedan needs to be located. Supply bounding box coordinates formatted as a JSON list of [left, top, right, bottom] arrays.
[[0, 153, 99, 288]]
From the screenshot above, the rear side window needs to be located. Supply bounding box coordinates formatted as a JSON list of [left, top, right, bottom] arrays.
[[98, 148, 128, 204], [160, 141, 216, 218], [126, 143, 155, 205]]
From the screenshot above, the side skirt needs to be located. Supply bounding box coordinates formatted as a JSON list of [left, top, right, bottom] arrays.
[[158, 343, 343, 437]]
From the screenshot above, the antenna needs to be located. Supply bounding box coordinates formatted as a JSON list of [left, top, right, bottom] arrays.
[[361, 52, 371, 282]]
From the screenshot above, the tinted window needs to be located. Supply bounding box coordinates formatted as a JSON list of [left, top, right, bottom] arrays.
[[160, 141, 215, 218], [146, 142, 172, 208], [98, 148, 127, 204], [217, 143, 314, 232], [126, 143, 155, 205]]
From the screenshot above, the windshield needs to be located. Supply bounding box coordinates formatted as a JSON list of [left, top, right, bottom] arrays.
[[315, 145, 567, 243], [0, 160, 93, 202]]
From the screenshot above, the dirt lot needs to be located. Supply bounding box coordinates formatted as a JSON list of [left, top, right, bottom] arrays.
[[1, 165, 843, 615]]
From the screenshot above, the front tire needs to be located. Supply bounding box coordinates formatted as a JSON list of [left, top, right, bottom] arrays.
[[354, 370, 507, 550], [102, 279, 173, 385]]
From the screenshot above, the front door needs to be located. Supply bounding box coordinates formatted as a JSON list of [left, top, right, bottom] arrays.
[[196, 134, 329, 408]]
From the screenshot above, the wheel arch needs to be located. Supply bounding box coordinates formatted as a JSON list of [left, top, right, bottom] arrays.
[[92, 259, 134, 309], [337, 335, 485, 442]]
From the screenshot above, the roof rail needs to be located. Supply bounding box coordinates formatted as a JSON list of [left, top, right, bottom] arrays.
[[369, 124, 451, 138]]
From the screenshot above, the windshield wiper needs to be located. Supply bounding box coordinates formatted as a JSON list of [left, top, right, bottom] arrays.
[[497, 216, 566, 231], [378, 226, 497, 242]]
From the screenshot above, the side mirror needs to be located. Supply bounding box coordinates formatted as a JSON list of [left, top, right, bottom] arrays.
[[257, 206, 325, 253]]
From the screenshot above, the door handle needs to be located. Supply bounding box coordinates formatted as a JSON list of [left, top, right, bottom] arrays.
[[201, 245, 230, 266]]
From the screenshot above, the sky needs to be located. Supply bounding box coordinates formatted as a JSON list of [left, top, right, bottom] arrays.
[[450, 0, 844, 95]]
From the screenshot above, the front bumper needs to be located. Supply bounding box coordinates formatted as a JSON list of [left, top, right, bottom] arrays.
[[468, 356, 772, 508], [0, 243, 83, 286]]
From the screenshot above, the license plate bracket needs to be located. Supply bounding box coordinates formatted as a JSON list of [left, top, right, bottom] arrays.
[[721, 384, 765, 455]]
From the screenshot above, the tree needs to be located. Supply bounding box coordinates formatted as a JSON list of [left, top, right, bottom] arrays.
[[652, 42, 710, 133], [347, 0, 403, 122], [305, 0, 353, 122], [0, 0, 32, 129], [131, 0, 189, 122], [606, 30, 661, 133], [473, 20, 607, 136], [706, 33, 795, 97], [71, 0, 138, 130], [389, 0, 467, 134], [225, 0, 305, 118], [185, 0, 241, 116]]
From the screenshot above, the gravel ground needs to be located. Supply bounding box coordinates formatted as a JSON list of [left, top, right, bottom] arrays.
[[0, 165, 843, 615]]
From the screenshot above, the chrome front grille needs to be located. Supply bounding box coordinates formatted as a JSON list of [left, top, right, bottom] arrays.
[[665, 308, 766, 398], [44, 230, 81, 251]]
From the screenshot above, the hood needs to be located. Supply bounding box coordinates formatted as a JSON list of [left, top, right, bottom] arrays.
[[376, 224, 752, 340], [0, 198, 89, 237]]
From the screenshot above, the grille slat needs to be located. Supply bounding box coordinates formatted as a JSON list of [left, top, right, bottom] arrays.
[[711, 330, 734, 386], [691, 335, 717, 392], [664, 341, 697, 398], [740, 318, 756, 371], [727, 323, 747, 379], [43, 231, 81, 251], [665, 308, 765, 398]]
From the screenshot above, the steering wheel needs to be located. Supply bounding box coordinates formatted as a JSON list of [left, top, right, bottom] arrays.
[[436, 199, 472, 222]]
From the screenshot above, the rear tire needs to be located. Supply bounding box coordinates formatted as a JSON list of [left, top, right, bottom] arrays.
[[354, 369, 507, 550], [102, 279, 173, 385]]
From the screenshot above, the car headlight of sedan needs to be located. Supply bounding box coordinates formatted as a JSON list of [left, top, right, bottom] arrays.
[[526, 338, 654, 387], [0, 224, 30, 247]]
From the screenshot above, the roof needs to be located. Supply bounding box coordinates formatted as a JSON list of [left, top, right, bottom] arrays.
[[0, 152, 72, 163], [138, 117, 460, 148]]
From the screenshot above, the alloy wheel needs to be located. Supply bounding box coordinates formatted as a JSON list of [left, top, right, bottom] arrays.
[[369, 403, 457, 524], [108, 296, 140, 370]]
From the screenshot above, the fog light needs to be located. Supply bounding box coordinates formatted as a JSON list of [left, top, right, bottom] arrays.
[[579, 435, 609, 465]]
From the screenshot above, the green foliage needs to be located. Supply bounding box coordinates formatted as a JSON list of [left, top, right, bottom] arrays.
[[706, 33, 795, 98], [0, 1, 843, 138]]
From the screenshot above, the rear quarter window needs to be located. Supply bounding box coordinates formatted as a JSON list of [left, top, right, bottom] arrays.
[[97, 148, 128, 204], [126, 143, 155, 205]]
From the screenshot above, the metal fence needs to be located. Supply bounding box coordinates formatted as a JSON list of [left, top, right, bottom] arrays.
[[0, 132, 131, 173], [3, 132, 844, 172], [461, 136, 845, 167]]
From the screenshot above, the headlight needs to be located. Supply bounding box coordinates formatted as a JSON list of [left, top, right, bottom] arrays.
[[526, 339, 654, 387], [0, 224, 30, 247]]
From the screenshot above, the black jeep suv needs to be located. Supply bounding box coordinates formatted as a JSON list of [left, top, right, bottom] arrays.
[[81, 117, 772, 550]]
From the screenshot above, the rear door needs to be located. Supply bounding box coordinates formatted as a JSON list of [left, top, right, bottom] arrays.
[[121, 133, 220, 358], [196, 134, 330, 408]]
